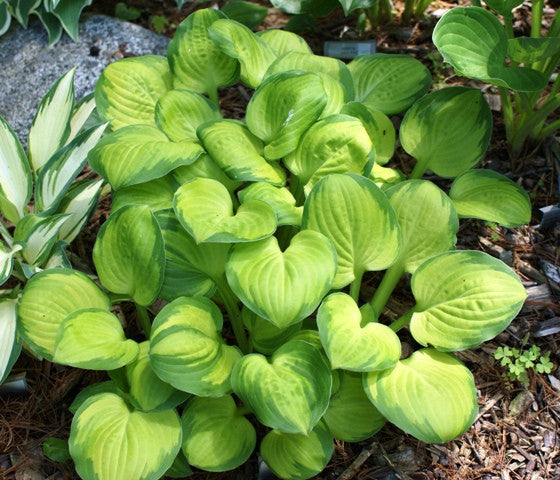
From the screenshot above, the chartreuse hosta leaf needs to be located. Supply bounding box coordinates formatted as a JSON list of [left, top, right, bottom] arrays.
[[285, 115, 374, 195], [409, 250, 527, 351], [400, 87, 492, 178], [246, 70, 327, 160], [69, 392, 182, 480], [18, 268, 110, 360], [149, 297, 242, 396], [370, 163, 405, 190], [433, 7, 547, 92], [209, 19, 277, 88], [348, 54, 431, 115], [173, 154, 241, 195], [53, 308, 139, 370], [168, 8, 239, 95], [181, 395, 256, 471], [256, 29, 312, 56], [0, 243, 22, 285], [317, 293, 401, 371], [173, 178, 276, 244], [197, 120, 286, 185], [364, 348, 478, 443], [449, 169, 531, 228], [88, 125, 204, 190], [242, 306, 302, 354], [231, 339, 332, 434], [95, 55, 173, 131], [238, 182, 302, 227], [303, 174, 400, 289], [69, 382, 124, 415], [111, 175, 178, 214], [226, 230, 337, 328], [0, 298, 20, 384], [28, 68, 74, 174], [93, 205, 165, 306], [386, 180, 458, 274], [155, 89, 221, 142], [323, 371, 385, 442], [0, 115, 32, 223], [260, 421, 334, 480]]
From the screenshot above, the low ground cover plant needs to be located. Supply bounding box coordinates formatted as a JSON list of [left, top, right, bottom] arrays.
[[13, 7, 534, 480]]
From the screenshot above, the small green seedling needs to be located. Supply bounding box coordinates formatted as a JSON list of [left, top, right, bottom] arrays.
[[495, 345, 554, 386]]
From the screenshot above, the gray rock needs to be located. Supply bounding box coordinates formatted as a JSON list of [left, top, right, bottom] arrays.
[[0, 14, 170, 147]]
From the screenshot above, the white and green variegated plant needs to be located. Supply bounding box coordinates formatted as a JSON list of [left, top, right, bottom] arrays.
[[0, 68, 106, 385], [16, 7, 532, 480]]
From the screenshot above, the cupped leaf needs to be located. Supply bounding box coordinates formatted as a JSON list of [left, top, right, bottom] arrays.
[[410, 250, 527, 351], [433, 7, 547, 92], [18, 268, 110, 360], [69, 392, 182, 480], [449, 169, 531, 228], [53, 308, 139, 370], [221, 1, 268, 30], [317, 293, 401, 371], [149, 297, 242, 396], [238, 182, 302, 227], [95, 55, 173, 131], [173, 178, 277, 244], [243, 307, 302, 354], [167, 8, 239, 94], [226, 230, 337, 329], [260, 421, 334, 480], [364, 348, 478, 443], [93, 205, 165, 306], [197, 119, 286, 185], [111, 175, 179, 214], [246, 70, 327, 159], [348, 54, 431, 115], [231, 339, 332, 434], [0, 298, 20, 384], [88, 125, 204, 190], [400, 87, 492, 178], [304, 174, 401, 289], [181, 396, 256, 471], [257, 29, 312, 55]]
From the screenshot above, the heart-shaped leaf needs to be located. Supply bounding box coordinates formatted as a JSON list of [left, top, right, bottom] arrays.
[[231, 339, 332, 434], [257, 29, 312, 55], [173, 178, 277, 244], [449, 169, 531, 228], [0, 298, 20, 384], [410, 250, 527, 351], [317, 293, 401, 371], [181, 395, 256, 471], [238, 182, 302, 227], [364, 348, 478, 443], [226, 230, 337, 328], [69, 392, 182, 480]]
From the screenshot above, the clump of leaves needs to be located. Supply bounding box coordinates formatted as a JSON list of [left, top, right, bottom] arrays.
[[495, 345, 554, 386]]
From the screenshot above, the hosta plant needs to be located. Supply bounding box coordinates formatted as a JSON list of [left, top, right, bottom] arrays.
[[17, 8, 532, 480], [0, 68, 107, 384]]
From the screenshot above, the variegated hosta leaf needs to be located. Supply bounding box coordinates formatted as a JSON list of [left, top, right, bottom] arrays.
[[95, 55, 173, 131], [172, 154, 241, 195], [50, 0, 93, 41], [8, 0, 41, 27], [126, 342, 189, 412], [53, 308, 139, 369], [28, 68, 75, 174], [315, 73, 347, 118], [348, 54, 431, 115], [93, 205, 164, 306], [256, 29, 312, 56], [43, 240, 71, 269], [323, 371, 385, 442], [88, 125, 204, 190], [208, 19, 277, 88], [246, 70, 327, 160], [364, 348, 478, 443], [226, 230, 337, 329], [231, 339, 332, 434], [111, 175, 178, 214], [149, 297, 242, 396], [0, 243, 22, 286], [303, 174, 400, 288], [197, 119, 286, 185], [449, 169, 531, 228], [400, 87, 492, 178], [173, 178, 276, 244], [0, 115, 32, 223], [69, 392, 182, 480], [284, 114, 374, 194], [238, 182, 302, 227], [370, 163, 405, 190], [0, 3, 12, 35], [260, 421, 334, 480], [167, 8, 239, 94], [33, 4, 63, 46], [386, 180, 458, 274], [66, 93, 96, 145], [35, 123, 107, 213], [17, 268, 110, 360], [0, 298, 21, 384], [181, 396, 256, 471], [155, 89, 221, 142], [410, 250, 527, 351], [69, 381, 122, 415], [317, 293, 401, 371], [242, 307, 302, 354]]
